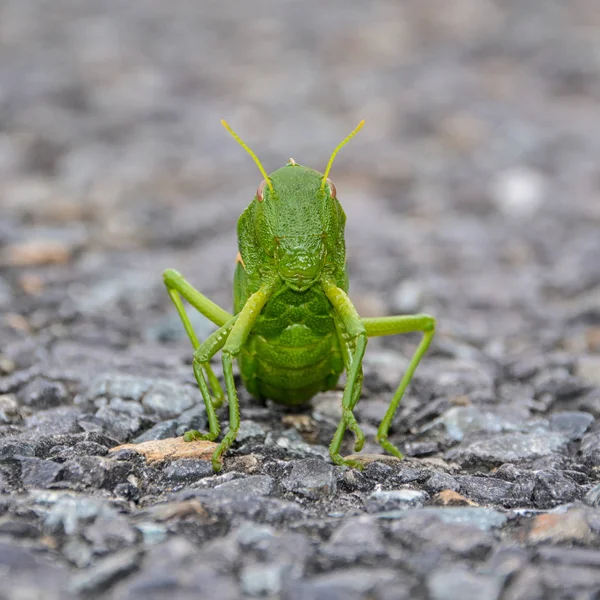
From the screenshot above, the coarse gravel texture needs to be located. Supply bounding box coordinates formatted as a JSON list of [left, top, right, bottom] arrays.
[[1, 1, 600, 599]]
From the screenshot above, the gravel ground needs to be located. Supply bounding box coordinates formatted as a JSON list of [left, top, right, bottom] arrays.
[[1, 1, 600, 599]]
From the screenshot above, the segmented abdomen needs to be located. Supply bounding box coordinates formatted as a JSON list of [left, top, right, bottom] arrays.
[[237, 290, 344, 405]]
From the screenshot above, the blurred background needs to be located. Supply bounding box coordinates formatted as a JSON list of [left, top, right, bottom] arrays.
[[0, 0, 599, 375]]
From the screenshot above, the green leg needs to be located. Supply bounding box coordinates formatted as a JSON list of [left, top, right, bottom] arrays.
[[323, 281, 367, 469], [362, 314, 436, 458], [183, 316, 237, 443], [333, 316, 365, 442], [163, 268, 233, 407], [210, 285, 273, 472]]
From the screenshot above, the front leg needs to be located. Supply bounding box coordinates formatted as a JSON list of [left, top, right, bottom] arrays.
[[323, 280, 367, 469], [163, 268, 233, 407], [211, 284, 274, 471], [183, 316, 237, 443]]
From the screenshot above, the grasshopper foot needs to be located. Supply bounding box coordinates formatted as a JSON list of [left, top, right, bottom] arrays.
[[183, 429, 218, 443], [330, 452, 365, 471], [211, 453, 223, 472], [343, 410, 365, 453], [376, 436, 404, 460]]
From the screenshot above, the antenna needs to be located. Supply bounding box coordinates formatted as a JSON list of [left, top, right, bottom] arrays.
[[220, 120, 274, 193], [321, 120, 365, 191]]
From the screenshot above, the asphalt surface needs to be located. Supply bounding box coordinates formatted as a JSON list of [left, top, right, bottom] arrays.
[[0, 1, 599, 598]]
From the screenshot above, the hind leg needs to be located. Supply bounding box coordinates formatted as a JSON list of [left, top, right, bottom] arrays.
[[363, 314, 436, 458], [163, 268, 233, 407]]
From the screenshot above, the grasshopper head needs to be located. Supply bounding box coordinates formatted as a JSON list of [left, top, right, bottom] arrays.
[[257, 165, 332, 291], [223, 120, 363, 289]]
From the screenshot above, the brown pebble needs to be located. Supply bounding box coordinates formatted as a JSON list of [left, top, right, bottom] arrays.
[[227, 454, 260, 473], [5, 313, 31, 332], [19, 273, 45, 295], [524, 510, 593, 545], [282, 414, 316, 433], [343, 453, 402, 466], [433, 489, 478, 506], [2, 240, 71, 266], [586, 327, 600, 353], [109, 437, 217, 463], [149, 499, 210, 522]]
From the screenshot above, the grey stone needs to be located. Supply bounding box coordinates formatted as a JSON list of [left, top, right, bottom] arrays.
[[457, 475, 515, 505], [161, 459, 214, 484], [110, 538, 240, 600], [580, 430, 600, 465], [174, 403, 208, 436], [85, 374, 202, 419], [135, 522, 168, 545], [532, 470, 581, 508], [145, 310, 216, 343], [541, 564, 600, 593], [364, 488, 428, 513], [0, 541, 74, 600], [532, 368, 590, 400], [446, 432, 570, 466], [135, 405, 207, 443], [240, 563, 288, 597], [17, 377, 69, 409], [83, 511, 138, 553], [0, 393, 20, 423], [93, 406, 142, 441], [415, 360, 496, 400], [377, 507, 508, 531], [0, 276, 12, 308], [483, 546, 531, 577], [69, 549, 142, 595], [285, 568, 406, 600], [72, 441, 109, 456], [425, 405, 519, 441], [235, 419, 267, 442], [234, 522, 276, 547], [494, 463, 522, 481], [141, 380, 198, 418], [427, 566, 504, 600], [583, 483, 600, 507], [266, 430, 331, 460], [0, 438, 36, 460], [59, 456, 133, 490], [174, 489, 306, 526], [45, 495, 118, 535], [537, 546, 600, 568], [24, 407, 82, 436], [0, 520, 40, 538], [502, 568, 545, 600], [63, 537, 95, 568], [214, 474, 275, 497], [549, 410, 594, 440], [87, 374, 152, 403], [424, 471, 460, 493], [282, 458, 337, 500], [391, 279, 424, 313], [321, 516, 386, 563], [134, 419, 179, 442], [20, 458, 64, 488], [388, 514, 494, 558]]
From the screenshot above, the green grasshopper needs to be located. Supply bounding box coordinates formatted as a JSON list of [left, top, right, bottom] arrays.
[[163, 120, 435, 471]]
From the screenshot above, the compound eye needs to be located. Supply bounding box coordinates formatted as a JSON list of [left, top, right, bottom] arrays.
[[257, 179, 268, 202], [326, 178, 337, 199]]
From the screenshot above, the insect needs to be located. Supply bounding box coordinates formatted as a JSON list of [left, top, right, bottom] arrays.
[[163, 120, 435, 472]]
